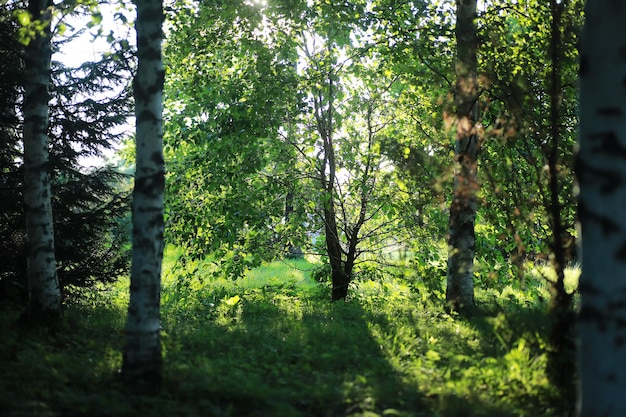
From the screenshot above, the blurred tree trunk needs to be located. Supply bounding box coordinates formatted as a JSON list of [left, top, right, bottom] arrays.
[[122, 0, 165, 388], [578, 1, 626, 416], [22, 0, 61, 320], [546, 0, 575, 412], [446, 0, 478, 311]]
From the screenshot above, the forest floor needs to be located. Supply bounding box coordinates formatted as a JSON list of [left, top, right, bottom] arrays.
[[0, 248, 578, 417]]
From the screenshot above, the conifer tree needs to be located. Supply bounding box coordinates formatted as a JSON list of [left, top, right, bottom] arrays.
[[0, 2, 133, 303]]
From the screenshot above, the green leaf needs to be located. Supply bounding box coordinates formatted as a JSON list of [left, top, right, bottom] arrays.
[[224, 295, 241, 306], [14, 10, 30, 26], [425, 350, 441, 362], [87, 11, 103, 29]]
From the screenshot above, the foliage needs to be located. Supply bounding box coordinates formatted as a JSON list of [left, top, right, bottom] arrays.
[[477, 0, 583, 269], [0, 253, 566, 416], [162, 0, 306, 277]]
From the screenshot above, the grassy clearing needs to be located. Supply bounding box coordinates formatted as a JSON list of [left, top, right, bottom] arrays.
[[0, 250, 565, 417], [531, 263, 581, 295]]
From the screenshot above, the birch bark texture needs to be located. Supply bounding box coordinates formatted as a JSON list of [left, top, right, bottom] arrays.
[[22, 0, 61, 317], [446, 0, 479, 310], [122, 0, 165, 384], [577, 1, 626, 416]]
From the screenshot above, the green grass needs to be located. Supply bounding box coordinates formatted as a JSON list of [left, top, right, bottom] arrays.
[[531, 263, 581, 294], [0, 251, 565, 417]]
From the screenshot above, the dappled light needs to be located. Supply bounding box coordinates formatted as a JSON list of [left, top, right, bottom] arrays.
[[0, 0, 593, 415], [2, 256, 565, 415]]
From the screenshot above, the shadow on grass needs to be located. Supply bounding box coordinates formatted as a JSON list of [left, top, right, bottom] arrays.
[[423, 293, 560, 416], [159, 289, 423, 416], [0, 295, 129, 417], [0, 280, 559, 417], [156, 283, 541, 417]]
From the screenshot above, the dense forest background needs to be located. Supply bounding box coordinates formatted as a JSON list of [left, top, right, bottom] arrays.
[[0, 0, 601, 416]]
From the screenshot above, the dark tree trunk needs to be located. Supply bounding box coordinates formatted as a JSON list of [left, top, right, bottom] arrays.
[[325, 203, 348, 301], [309, 43, 352, 302], [546, 1, 575, 411], [342, 240, 358, 292]]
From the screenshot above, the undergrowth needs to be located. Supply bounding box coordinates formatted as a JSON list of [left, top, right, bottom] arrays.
[[0, 248, 566, 417]]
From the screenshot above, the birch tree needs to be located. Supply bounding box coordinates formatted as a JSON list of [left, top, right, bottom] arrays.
[[122, 0, 165, 385], [577, 1, 626, 415], [22, 0, 61, 318], [446, 0, 478, 310]]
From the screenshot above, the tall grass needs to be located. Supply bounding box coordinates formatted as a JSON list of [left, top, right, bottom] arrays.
[[0, 249, 565, 417]]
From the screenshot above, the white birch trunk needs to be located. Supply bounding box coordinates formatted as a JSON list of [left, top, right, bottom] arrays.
[[122, 0, 165, 384], [22, 0, 61, 317], [446, 0, 478, 310], [578, 2, 626, 416]]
